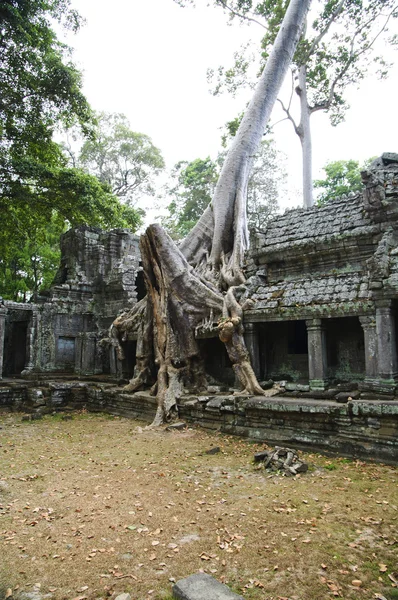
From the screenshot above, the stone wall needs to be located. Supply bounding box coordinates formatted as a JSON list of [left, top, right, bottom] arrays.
[[1, 379, 397, 463]]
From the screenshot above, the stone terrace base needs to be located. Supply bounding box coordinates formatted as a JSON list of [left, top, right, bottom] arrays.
[[1, 379, 397, 464]]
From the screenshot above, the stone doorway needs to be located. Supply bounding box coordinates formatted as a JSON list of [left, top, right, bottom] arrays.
[[259, 320, 309, 383], [324, 316, 365, 383], [4, 319, 28, 375], [199, 337, 234, 387]]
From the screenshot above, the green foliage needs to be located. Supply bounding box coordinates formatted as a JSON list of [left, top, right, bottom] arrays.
[[246, 139, 282, 232], [206, 0, 398, 127], [162, 157, 219, 240], [0, 1, 144, 301], [162, 140, 283, 240], [0, 215, 64, 302], [314, 158, 374, 205], [78, 112, 165, 205]]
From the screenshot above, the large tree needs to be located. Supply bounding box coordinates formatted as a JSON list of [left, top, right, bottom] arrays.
[[78, 112, 165, 206], [203, 0, 398, 207], [112, 0, 309, 425]]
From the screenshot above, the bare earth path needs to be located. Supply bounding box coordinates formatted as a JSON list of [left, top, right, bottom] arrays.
[[0, 413, 397, 600]]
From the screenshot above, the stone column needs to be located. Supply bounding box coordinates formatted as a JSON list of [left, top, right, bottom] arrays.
[[22, 310, 37, 374], [79, 333, 97, 375], [306, 318, 327, 390], [244, 322, 261, 379], [359, 316, 378, 383], [375, 304, 397, 385], [0, 304, 7, 379]]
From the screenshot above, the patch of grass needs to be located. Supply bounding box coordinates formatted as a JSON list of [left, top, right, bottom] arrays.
[[0, 412, 397, 600], [324, 463, 338, 471]]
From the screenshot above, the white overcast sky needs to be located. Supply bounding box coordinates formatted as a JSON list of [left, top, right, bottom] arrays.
[[65, 0, 398, 213]]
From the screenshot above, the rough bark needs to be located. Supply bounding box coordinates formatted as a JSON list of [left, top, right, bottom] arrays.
[[112, 0, 310, 424]]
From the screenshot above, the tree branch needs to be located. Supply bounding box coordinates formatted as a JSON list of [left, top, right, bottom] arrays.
[[215, 0, 267, 29], [305, 0, 345, 59], [309, 3, 398, 115], [277, 98, 300, 136]]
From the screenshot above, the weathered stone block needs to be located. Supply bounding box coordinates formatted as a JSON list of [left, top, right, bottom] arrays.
[[173, 573, 244, 600]]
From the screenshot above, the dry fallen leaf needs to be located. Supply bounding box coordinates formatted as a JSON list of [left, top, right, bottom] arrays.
[[379, 564, 388, 572]]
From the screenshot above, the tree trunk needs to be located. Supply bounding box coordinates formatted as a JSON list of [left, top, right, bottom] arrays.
[[112, 0, 310, 425], [182, 0, 311, 285], [296, 65, 314, 208]]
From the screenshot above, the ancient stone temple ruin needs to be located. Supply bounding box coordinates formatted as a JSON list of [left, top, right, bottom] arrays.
[[242, 152, 398, 395], [1, 153, 398, 461], [0, 227, 143, 379]]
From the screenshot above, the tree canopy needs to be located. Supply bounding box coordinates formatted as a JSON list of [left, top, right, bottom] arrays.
[[78, 112, 165, 206], [314, 157, 373, 205], [201, 0, 398, 207], [0, 1, 144, 300]]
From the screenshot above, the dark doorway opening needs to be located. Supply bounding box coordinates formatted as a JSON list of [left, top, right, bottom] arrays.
[[324, 316, 365, 382], [199, 337, 234, 387], [6, 321, 28, 375], [259, 320, 309, 382], [121, 340, 137, 379], [135, 269, 146, 301]]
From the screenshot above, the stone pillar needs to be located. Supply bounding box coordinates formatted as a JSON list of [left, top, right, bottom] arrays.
[[359, 316, 378, 383], [375, 304, 397, 385], [306, 318, 327, 390], [77, 333, 97, 375], [244, 322, 261, 379], [0, 304, 7, 379], [109, 343, 123, 378], [22, 310, 37, 374]]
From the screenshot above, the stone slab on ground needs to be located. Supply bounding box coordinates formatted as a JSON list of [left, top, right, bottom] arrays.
[[173, 573, 244, 600]]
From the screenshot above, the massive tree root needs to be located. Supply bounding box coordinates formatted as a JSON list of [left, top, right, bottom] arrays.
[[113, 225, 265, 424], [111, 0, 310, 424]]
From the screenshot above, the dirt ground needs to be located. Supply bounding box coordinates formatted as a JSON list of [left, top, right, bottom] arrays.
[[0, 412, 397, 600]]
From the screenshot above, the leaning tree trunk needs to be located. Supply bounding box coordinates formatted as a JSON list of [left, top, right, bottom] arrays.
[[112, 0, 310, 425]]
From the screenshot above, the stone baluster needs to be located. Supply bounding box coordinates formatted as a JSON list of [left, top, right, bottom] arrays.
[[375, 304, 397, 386], [244, 322, 261, 379], [359, 316, 378, 383], [306, 318, 327, 391], [0, 304, 7, 379], [22, 310, 37, 374]]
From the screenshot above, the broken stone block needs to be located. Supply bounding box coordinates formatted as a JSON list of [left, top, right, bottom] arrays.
[[335, 393, 349, 404], [254, 451, 269, 462], [205, 446, 220, 455], [166, 422, 186, 431], [207, 385, 222, 394], [335, 391, 360, 403], [173, 573, 244, 600]]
